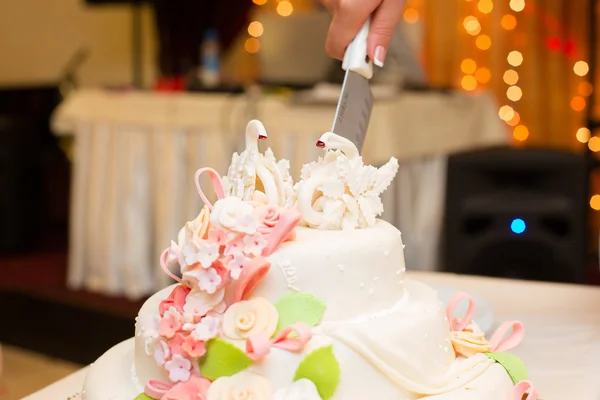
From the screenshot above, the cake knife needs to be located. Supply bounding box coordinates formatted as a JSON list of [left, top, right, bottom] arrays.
[[331, 19, 374, 153]]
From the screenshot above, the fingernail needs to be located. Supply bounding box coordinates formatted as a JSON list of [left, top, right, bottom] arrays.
[[374, 46, 386, 67]]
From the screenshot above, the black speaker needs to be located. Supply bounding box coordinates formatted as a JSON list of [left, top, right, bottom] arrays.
[[443, 146, 588, 283]]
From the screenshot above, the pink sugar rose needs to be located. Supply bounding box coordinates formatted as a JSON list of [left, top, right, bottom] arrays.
[[181, 334, 206, 359], [254, 205, 301, 256], [160, 308, 183, 339], [161, 375, 211, 400], [159, 285, 192, 317]]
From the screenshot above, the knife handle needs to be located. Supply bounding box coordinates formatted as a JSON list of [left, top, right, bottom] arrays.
[[342, 18, 374, 80]]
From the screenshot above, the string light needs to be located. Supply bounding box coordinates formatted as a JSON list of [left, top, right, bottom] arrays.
[[500, 14, 517, 30], [475, 35, 492, 50], [475, 67, 491, 84], [461, 59, 477, 74], [276, 0, 293, 16], [513, 125, 529, 141], [461, 75, 478, 91], [507, 86, 523, 101], [573, 61, 589, 77], [507, 51, 523, 67], [571, 96, 586, 112], [579, 81, 593, 97], [244, 38, 261, 53], [509, 0, 525, 12], [588, 136, 600, 152], [576, 128, 591, 143], [403, 8, 419, 23], [499, 105, 515, 121], [591, 195, 600, 210], [464, 16, 482, 36], [507, 112, 521, 126], [477, 0, 493, 14], [503, 70, 519, 85], [248, 21, 264, 38]]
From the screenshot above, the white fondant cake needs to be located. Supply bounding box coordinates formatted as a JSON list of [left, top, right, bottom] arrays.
[[82, 122, 534, 400]]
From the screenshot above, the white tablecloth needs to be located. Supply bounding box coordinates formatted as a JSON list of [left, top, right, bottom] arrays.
[[52, 89, 508, 298], [22, 271, 600, 400]]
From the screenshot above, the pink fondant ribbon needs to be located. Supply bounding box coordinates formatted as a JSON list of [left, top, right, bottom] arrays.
[[232, 256, 271, 303], [245, 323, 313, 361], [145, 379, 173, 398], [260, 209, 302, 257], [194, 167, 225, 210], [160, 247, 189, 288], [509, 380, 539, 400], [446, 291, 476, 332], [488, 320, 525, 352]]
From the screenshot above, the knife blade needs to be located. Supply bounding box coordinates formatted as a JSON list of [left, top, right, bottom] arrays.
[[332, 19, 374, 153]]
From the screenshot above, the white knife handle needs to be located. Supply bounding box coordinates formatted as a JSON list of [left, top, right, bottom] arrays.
[[342, 18, 373, 80]]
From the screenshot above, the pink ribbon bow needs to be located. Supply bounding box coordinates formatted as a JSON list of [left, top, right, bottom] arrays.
[[194, 167, 225, 210], [245, 323, 312, 361], [446, 291, 525, 352], [509, 380, 539, 400]]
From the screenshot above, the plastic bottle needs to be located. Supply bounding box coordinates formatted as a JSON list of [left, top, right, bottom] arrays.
[[199, 29, 221, 89]]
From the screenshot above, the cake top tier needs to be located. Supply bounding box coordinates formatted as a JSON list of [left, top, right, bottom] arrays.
[[222, 120, 399, 230]]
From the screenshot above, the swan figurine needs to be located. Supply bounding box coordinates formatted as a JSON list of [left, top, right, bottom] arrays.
[[295, 132, 398, 230], [222, 120, 293, 206]]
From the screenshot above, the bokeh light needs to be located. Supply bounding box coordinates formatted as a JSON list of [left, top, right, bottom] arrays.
[[576, 127, 591, 143], [499, 105, 515, 121], [579, 81, 593, 97], [574, 61, 589, 77], [507, 51, 523, 67], [403, 8, 419, 23], [513, 125, 529, 141], [478, 0, 493, 14], [507, 86, 523, 101], [461, 75, 478, 91], [463, 16, 481, 36], [475, 67, 491, 84], [591, 194, 600, 210], [244, 38, 261, 53], [501, 14, 517, 30], [253, 0, 267, 5], [461, 59, 477, 74], [276, 1, 293, 16], [588, 136, 600, 152], [571, 96, 586, 111], [248, 21, 264, 38], [509, 0, 525, 12], [503, 70, 519, 85], [506, 112, 521, 126], [476, 35, 492, 50]]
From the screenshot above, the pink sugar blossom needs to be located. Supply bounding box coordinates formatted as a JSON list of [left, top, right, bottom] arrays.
[[208, 229, 228, 246], [193, 315, 220, 341], [182, 243, 201, 267], [184, 267, 222, 294], [228, 253, 250, 280], [164, 353, 192, 383], [153, 339, 170, 366], [224, 235, 245, 257], [159, 308, 183, 339], [196, 242, 220, 268], [181, 335, 206, 358], [243, 233, 267, 256], [168, 333, 185, 357]]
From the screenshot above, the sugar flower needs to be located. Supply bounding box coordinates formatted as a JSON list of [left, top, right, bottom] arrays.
[[164, 353, 192, 383]]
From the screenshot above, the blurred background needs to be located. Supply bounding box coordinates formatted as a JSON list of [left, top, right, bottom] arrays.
[[0, 0, 599, 396]]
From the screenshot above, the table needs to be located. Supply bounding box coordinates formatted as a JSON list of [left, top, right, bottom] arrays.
[[52, 89, 508, 298], [23, 272, 600, 400]]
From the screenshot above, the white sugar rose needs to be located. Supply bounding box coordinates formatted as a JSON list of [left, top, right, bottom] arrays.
[[222, 297, 278, 340], [207, 371, 272, 400], [211, 197, 257, 233], [273, 379, 323, 400]]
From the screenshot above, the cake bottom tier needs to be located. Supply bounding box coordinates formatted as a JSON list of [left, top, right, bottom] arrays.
[[83, 280, 515, 400], [82, 338, 513, 400]]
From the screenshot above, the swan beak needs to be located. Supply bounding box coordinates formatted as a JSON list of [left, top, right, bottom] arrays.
[[258, 135, 267, 140], [316, 140, 326, 148]]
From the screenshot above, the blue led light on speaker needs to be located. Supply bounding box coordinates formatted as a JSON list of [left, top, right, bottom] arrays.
[[510, 218, 526, 234]]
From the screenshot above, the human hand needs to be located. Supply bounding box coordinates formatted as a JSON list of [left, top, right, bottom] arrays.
[[320, 0, 406, 67]]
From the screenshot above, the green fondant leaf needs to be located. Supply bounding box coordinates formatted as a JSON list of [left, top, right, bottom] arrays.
[[198, 338, 253, 380], [134, 394, 156, 400], [485, 352, 528, 383], [274, 292, 327, 333], [293, 345, 340, 400]]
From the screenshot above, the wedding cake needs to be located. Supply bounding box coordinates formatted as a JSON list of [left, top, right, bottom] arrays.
[[82, 120, 537, 400]]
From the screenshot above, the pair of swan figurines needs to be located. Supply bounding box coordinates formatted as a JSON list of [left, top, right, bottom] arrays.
[[222, 120, 398, 230]]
